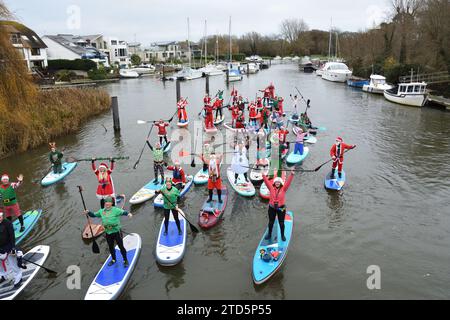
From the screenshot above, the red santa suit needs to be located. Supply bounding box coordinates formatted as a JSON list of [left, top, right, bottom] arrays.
[[155, 122, 169, 137], [204, 104, 214, 129], [92, 161, 115, 199], [167, 166, 186, 185], [231, 88, 238, 104], [248, 103, 258, 119], [330, 137, 355, 173], [203, 95, 211, 107], [229, 105, 240, 127], [278, 128, 289, 144], [235, 114, 246, 129], [177, 99, 188, 122], [268, 83, 275, 99], [277, 97, 284, 114]]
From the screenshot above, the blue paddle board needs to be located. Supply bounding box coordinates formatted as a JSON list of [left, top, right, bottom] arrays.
[[13, 209, 42, 245], [324, 170, 346, 191], [286, 147, 310, 165], [252, 211, 294, 284], [154, 176, 193, 208], [156, 209, 187, 266], [41, 162, 77, 186]]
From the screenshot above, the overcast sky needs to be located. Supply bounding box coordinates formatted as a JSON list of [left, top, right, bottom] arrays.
[[5, 0, 392, 45]]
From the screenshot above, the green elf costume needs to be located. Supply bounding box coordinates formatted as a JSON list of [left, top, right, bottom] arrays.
[[48, 142, 64, 174]]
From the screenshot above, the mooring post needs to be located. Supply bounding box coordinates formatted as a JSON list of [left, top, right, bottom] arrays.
[[247, 63, 250, 76], [205, 74, 210, 95], [226, 70, 229, 84], [162, 65, 166, 81], [111, 96, 120, 131], [176, 79, 181, 102]]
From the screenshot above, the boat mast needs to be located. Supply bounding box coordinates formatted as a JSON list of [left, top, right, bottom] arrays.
[[229, 16, 232, 63], [187, 17, 191, 68], [204, 20, 207, 67], [216, 33, 219, 65], [328, 17, 332, 61]]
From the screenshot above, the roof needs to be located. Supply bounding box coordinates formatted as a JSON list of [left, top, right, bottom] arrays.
[[370, 74, 386, 80], [43, 34, 106, 58], [151, 41, 178, 46], [0, 20, 47, 49]]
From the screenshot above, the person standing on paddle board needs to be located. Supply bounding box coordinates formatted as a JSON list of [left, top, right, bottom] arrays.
[[153, 119, 170, 147], [330, 137, 356, 179], [256, 128, 268, 167], [201, 137, 215, 172], [203, 103, 215, 129], [203, 93, 211, 108], [262, 169, 295, 242], [92, 159, 116, 209], [231, 87, 238, 105], [0, 212, 26, 286], [177, 98, 188, 123], [84, 197, 132, 267], [231, 138, 250, 184], [235, 111, 246, 129], [166, 161, 186, 191], [155, 179, 182, 236], [48, 142, 64, 174], [276, 96, 285, 116], [215, 90, 224, 120], [248, 101, 258, 127], [290, 94, 299, 116], [146, 141, 166, 185], [0, 174, 24, 233], [292, 125, 307, 156], [200, 153, 224, 203], [228, 104, 240, 128]]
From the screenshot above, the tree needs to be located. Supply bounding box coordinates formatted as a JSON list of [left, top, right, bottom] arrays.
[[279, 18, 309, 55], [130, 54, 141, 66]]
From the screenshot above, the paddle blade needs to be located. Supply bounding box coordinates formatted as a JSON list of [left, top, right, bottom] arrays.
[[179, 150, 190, 157], [137, 120, 148, 124], [92, 240, 100, 254], [190, 157, 196, 168]]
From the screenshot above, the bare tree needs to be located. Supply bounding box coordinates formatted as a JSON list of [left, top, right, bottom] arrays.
[[280, 18, 309, 44]]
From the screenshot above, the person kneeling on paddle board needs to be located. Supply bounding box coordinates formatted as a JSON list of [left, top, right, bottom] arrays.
[[292, 126, 307, 156], [92, 159, 116, 209], [262, 169, 295, 242], [0, 212, 26, 286], [155, 178, 182, 236], [201, 153, 224, 203], [84, 197, 132, 267], [330, 137, 356, 179], [166, 161, 186, 191], [146, 141, 166, 185], [48, 142, 64, 174], [231, 139, 250, 184], [0, 173, 24, 233]]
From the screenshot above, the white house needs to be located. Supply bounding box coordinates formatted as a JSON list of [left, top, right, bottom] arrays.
[[103, 37, 130, 68], [146, 41, 181, 62], [0, 21, 48, 71], [42, 34, 109, 67]]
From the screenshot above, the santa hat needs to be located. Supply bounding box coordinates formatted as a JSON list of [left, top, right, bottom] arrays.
[[1, 173, 9, 181], [336, 137, 343, 143], [273, 177, 284, 186], [98, 163, 108, 170]]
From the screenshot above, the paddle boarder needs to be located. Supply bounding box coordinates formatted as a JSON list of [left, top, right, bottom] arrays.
[[215, 90, 224, 120], [84, 197, 133, 267], [200, 153, 224, 203], [153, 119, 170, 147], [0, 173, 24, 233], [177, 98, 188, 124], [0, 212, 26, 287], [330, 137, 356, 179], [203, 103, 215, 130], [155, 178, 182, 236], [166, 161, 186, 191], [292, 125, 307, 156], [92, 159, 116, 209], [235, 110, 246, 129], [48, 142, 64, 174], [230, 138, 250, 184], [262, 169, 295, 242], [228, 103, 240, 128], [146, 141, 166, 185], [248, 101, 258, 127], [201, 137, 215, 173], [203, 93, 211, 107]]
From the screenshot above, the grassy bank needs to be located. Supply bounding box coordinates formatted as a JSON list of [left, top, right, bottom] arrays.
[[0, 11, 110, 158]]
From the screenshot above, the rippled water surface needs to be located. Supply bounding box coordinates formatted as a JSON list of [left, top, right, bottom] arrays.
[[1, 64, 449, 299]]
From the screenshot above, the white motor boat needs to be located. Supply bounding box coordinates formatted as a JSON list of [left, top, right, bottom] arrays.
[[242, 62, 259, 74], [383, 82, 428, 107], [362, 74, 394, 94], [227, 63, 243, 82], [119, 69, 140, 78], [199, 64, 224, 77], [321, 62, 352, 82], [171, 66, 203, 81], [130, 64, 155, 75]]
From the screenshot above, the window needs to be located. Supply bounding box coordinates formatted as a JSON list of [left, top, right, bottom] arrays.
[[407, 86, 413, 93], [414, 85, 421, 93], [11, 33, 20, 44], [400, 86, 406, 93], [30, 48, 40, 56], [111, 40, 117, 45]]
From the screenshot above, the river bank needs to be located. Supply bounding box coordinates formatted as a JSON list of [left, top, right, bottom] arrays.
[[0, 87, 110, 159]]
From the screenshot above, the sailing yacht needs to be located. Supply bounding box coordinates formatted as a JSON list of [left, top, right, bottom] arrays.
[[227, 16, 242, 82], [198, 21, 224, 77]]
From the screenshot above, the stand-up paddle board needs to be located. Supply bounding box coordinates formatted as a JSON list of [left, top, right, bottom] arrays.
[[14, 210, 42, 245], [84, 233, 141, 300], [286, 147, 310, 165], [198, 188, 228, 229], [130, 178, 165, 205], [227, 168, 255, 197], [0, 245, 50, 300], [177, 120, 189, 128], [41, 162, 77, 186], [250, 161, 270, 184], [325, 170, 346, 191], [214, 114, 225, 125], [252, 211, 294, 285], [154, 176, 193, 208], [156, 209, 187, 266], [193, 169, 209, 185]]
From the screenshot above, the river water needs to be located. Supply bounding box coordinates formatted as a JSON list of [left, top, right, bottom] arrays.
[[1, 64, 449, 300]]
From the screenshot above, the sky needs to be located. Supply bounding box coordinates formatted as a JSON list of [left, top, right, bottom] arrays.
[[5, 0, 392, 45]]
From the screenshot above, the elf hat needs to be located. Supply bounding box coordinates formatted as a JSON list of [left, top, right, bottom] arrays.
[[1, 174, 9, 182]]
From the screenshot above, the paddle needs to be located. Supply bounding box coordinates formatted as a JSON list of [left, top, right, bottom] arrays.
[[21, 257, 57, 275], [137, 109, 179, 125], [157, 189, 199, 234], [77, 186, 100, 254], [133, 124, 154, 169], [191, 128, 200, 168], [67, 156, 129, 163], [311, 147, 355, 173]]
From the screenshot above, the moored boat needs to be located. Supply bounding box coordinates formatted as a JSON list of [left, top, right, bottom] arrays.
[[362, 74, 394, 94], [383, 82, 428, 107]]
